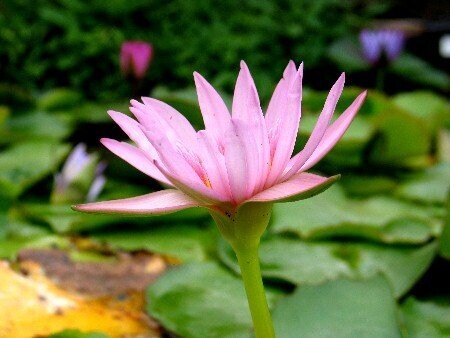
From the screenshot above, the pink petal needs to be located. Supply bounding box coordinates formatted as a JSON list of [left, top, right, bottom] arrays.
[[197, 131, 232, 199], [231, 61, 270, 194], [140, 97, 198, 148], [282, 73, 345, 180], [301, 90, 367, 172], [223, 120, 250, 203], [247, 172, 339, 204], [142, 127, 227, 203], [108, 110, 155, 154], [129, 100, 197, 150], [232, 61, 262, 122], [193, 72, 231, 138], [265, 62, 304, 187], [73, 189, 201, 215], [101, 138, 171, 186]]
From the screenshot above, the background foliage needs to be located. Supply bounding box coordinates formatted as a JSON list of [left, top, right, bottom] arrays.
[[0, 0, 387, 100]]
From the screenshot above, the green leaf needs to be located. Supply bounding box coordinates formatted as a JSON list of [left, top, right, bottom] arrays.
[[219, 236, 437, 298], [0, 234, 69, 260], [272, 275, 402, 338], [37, 88, 82, 112], [390, 53, 450, 90], [439, 190, 450, 259], [47, 329, 110, 338], [401, 298, 450, 337], [396, 162, 450, 205], [146, 262, 254, 338], [0, 111, 73, 143], [0, 142, 70, 198], [327, 37, 369, 72], [272, 185, 440, 244], [218, 237, 353, 285], [392, 91, 449, 132], [92, 223, 218, 262]]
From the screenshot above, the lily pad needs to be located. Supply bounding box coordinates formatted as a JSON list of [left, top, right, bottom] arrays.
[[271, 185, 440, 244], [396, 162, 450, 205], [147, 262, 255, 338], [92, 223, 218, 262], [0, 142, 70, 199], [272, 275, 401, 338], [219, 236, 437, 297], [0, 111, 73, 144], [401, 297, 450, 337]]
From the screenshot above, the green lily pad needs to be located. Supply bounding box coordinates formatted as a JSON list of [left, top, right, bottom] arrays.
[[390, 53, 450, 91], [272, 275, 401, 338], [0, 142, 70, 199], [271, 185, 440, 244], [396, 162, 450, 205], [401, 298, 450, 337], [0, 111, 73, 144], [147, 262, 265, 338], [219, 236, 436, 298], [92, 223, 218, 262], [37, 88, 82, 112], [392, 91, 449, 132], [218, 237, 353, 285]]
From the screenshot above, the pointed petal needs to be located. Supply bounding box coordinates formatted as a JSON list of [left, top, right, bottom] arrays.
[[247, 172, 339, 204], [73, 189, 201, 215], [193, 72, 231, 137], [139, 97, 198, 147], [197, 130, 232, 199], [265, 62, 303, 187], [301, 90, 367, 172], [141, 127, 228, 203], [232, 61, 262, 122], [282, 73, 345, 180], [101, 138, 171, 186], [108, 110, 156, 155], [129, 100, 197, 149], [223, 120, 249, 203]]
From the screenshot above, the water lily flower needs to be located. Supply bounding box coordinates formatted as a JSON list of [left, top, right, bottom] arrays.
[[359, 29, 405, 64], [120, 41, 153, 80], [52, 144, 106, 204], [74, 61, 366, 337]]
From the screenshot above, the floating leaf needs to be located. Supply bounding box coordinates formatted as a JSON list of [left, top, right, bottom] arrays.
[[272, 275, 402, 338], [219, 236, 437, 297], [272, 185, 440, 244], [0, 111, 73, 143], [392, 91, 449, 132], [38, 88, 82, 112], [390, 54, 450, 91], [47, 329, 110, 338], [401, 298, 450, 337], [92, 223, 218, 262], [0, 142, 70, 199], [147, 262, 253, 338], [396, 162, 450, 205]]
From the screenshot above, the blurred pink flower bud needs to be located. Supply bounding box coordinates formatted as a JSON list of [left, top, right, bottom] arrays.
[[120, 41, 153, 80]]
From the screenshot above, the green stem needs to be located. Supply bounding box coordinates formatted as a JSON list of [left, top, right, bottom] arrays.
[[233, 241, 275, 338]]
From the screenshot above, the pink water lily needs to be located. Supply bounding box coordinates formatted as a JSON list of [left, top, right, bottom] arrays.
[[74, 60, 366, 338], [74, 61, 366, 217]]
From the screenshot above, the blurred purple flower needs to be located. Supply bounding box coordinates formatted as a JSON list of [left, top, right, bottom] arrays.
[[53, 144, 106, 203], [359, 29, 405, 64], [120, 41, 153, 80]]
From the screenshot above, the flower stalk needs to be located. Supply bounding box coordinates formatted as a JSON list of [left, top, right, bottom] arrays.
[[234, 239, 275, 338]]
